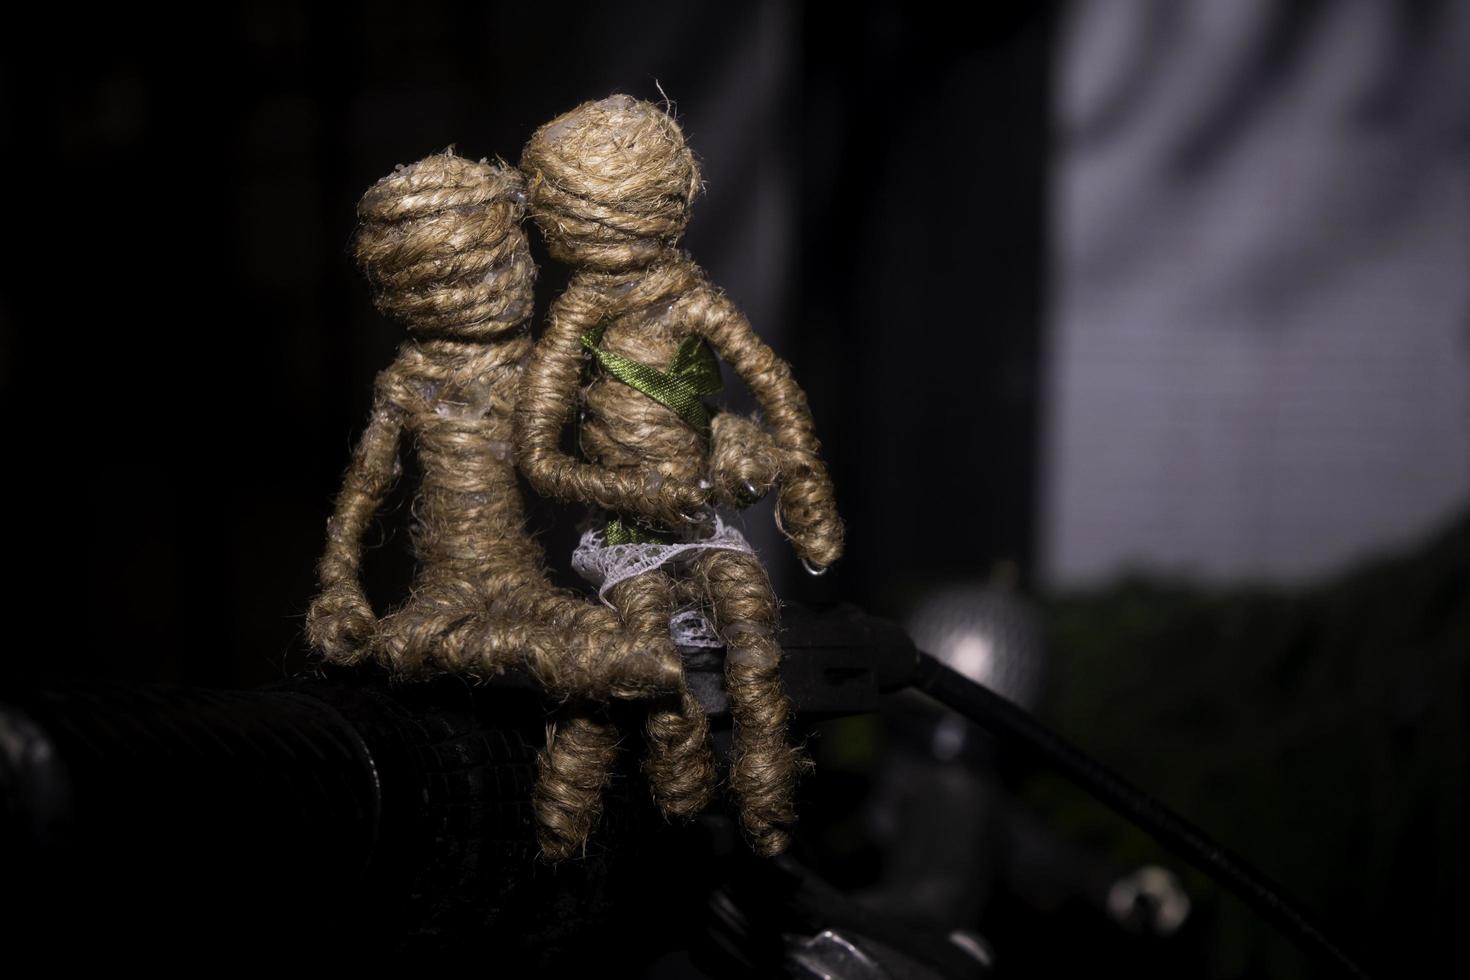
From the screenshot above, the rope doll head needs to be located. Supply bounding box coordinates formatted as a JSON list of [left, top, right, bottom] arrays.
[[356, 152, 535, 339], [517, 96, 845, 858], [522, 93, 702, 271]]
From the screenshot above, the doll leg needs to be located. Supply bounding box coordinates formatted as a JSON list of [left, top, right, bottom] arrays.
[[608, 569, 717, 820], [514, 586, 684, 699], [373, 578, 547, 678], [372, 579, 484, 675], [693, 549, 809, 857], [534, 703, 622, 860], [376, 591, 630, 858], [372, 579, 680, 698], [530, 577, 704, 858]]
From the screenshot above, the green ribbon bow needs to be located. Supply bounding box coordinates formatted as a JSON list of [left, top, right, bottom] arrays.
[[581, 321, 723, 436], [602, 516, 676, 545]]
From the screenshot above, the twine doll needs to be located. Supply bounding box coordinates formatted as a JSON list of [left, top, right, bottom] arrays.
[[305, 150, 706, 701], [515, 95, 845, 857]]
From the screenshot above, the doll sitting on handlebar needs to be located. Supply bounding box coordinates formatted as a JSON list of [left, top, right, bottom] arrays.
[[306, 151, 705, 701], [516, 95, 845, 858]]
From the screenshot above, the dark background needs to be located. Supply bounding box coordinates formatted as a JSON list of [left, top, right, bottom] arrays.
[[2, 3, 1465, 977], [0, 1, 1049, 686]]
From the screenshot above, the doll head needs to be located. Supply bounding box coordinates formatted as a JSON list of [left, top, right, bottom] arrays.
[[520, 94, 702, 270], [353, 151, 535, 340]]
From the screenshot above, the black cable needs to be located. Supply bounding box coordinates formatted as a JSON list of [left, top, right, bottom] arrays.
[[912, 652, 1374, 980]]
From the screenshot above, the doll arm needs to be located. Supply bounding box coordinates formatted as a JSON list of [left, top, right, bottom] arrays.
[[688, 290, 845, 569], [306, 382, 405, 663], [515, 283, 708, 526]]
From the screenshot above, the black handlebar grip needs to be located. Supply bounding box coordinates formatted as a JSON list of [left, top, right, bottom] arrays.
[[1, 676, 665, 962], [1, 605, 914, 960]]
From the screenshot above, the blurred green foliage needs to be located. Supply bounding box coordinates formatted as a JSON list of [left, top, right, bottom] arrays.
[[1030, 509, 1468, 978]]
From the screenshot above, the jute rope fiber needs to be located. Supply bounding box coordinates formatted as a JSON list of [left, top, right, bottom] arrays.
[[306, 151, 697, 702], [517, 95, 845, 858]]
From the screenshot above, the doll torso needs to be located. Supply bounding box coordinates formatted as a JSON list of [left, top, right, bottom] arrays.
[[577, 258, 713, 487], [384, 334, 546, 590]]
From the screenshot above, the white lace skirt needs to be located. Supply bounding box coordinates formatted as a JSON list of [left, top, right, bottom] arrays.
[[572, 513, 755, 648]]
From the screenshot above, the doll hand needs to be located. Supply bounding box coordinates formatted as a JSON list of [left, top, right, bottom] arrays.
[[622, 470, 712, 528], [306, 582, 377, 664], [709, 413, 781, 509], [775, 458, 845, 570]]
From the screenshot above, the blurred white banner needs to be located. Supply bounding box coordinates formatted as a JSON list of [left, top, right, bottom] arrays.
[[1043, 0, 1470, 585]]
